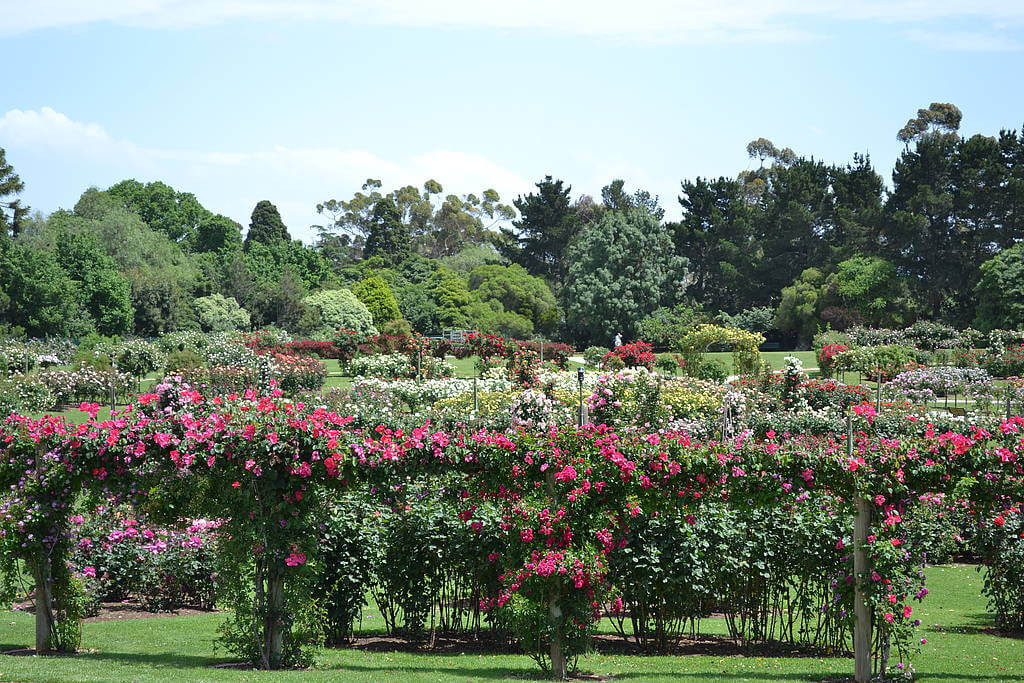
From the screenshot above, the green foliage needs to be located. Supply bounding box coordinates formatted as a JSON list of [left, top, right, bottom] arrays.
[[190, 214, 242, 253], [827, 255, 911, 327], [832, 344, 921, 380], [673, 176, 759, 313], [112, 339, 164, 378], [317, 178, 514, 260], [637, 304, 707, 347], [975, 243, 1024, 332], [465, 299, 534, 338], [467, 263, 560, 335], [583, 346, 609, 367], [0, 238, 88, 337], [194, 294, 251, 332], [313, 495, 380, 644], [674, 324, 764, 376], [378, 318, 413, 337], [164, 349, 204, 373], [39, 196, 203, 334], [499, 176, 581, 288], [0, 147, 28, 236], [565, 209, 687, 346], [363, 197, 410, 265], [351, 275, 401, 327], [428, 268, 473, 330], [52, 229, 138, 335], [107, 179, 219, 247], [301, 289, 377, 337], [718, 306, 775, 334], [439, 244, 507, 273], [775, 268, 826, 347], [244, 200, 290, 248]]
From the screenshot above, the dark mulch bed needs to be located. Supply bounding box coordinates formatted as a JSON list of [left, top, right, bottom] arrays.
[[12, 599, 216, 623], [339, 630, 844, 660]]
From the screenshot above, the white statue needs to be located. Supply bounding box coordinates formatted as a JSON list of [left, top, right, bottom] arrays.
[[613, 332, 623, 348]]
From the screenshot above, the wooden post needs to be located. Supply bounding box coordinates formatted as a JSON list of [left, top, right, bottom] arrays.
[[544, 471, 567, 680], [31, 558, 54, 653], [850, 413, 871, 683], [262, 570, 285, 669], [549, 587, 566, 680]]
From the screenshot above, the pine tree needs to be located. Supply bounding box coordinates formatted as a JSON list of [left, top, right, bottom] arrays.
[[0, 147, 29, 237], [245, 200, 290, 248]]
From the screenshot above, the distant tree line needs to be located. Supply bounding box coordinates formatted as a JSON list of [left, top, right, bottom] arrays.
[[1, 102, 1023, 347]]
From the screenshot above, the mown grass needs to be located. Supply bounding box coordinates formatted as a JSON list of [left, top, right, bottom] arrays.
[[0, 565, 1020, 681]]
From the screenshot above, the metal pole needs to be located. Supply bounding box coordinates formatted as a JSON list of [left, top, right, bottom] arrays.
[[1007, 383, 1012, 420], [110, 362, 117, 414], [473, 377, 479, 413], [577, 368, 585, 427], [875, 367, 882, 413]]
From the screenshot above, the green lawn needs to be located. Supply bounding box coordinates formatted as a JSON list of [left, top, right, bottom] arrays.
[[655, 351, 820, 376], [0, 565, 1019, 681]]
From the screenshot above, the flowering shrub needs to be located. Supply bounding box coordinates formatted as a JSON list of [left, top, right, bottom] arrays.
[[582, 346, 609, 368], [348, 352, 454, 379], [603, 341, 656, 370], [883, 366, 992, 404], [203, 334, 259, 367], [333, 330, 369, 363], [659, 377, 724, 421], [516, 341, 574, 369], [818, 343, 850, 378], [972, 344, 1024, 378], [71, 506, 221, 612], [903, 321, 977, 350], [0, 341, 35, 376], [507, 347, 541, 387], [0, 414, 132, 652], [845, 326, 906, 347], [129, 391, 358, 668], [0, 375, 55, 414], [36, 367, 134, 405], [988, 329, 1024, 349], [271, 353, 327, 393], [833, 344, 922, 382], [462, 332, 510, 360], [156, 330, 209, 354], [974, 505, 1024, 631], [586, 368, 668, 428], [3, 374, 1024, 681], [509, 389, 565, 429], [111, 339, 164, 380]]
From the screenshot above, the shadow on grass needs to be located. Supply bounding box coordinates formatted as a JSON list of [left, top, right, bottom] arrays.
[[0, 644, 226, 669], [926, 612, 1024, 639], [5, 648, 1023, 682], [337, 633, 847, 660]]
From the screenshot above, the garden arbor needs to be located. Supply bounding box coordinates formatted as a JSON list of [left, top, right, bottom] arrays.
[[674, 324, 765, 376]]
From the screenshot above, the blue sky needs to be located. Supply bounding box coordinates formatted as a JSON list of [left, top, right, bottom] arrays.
[[2, 1, 1023, 242]]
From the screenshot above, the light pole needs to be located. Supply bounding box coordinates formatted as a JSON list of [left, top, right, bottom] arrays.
[[577, 367, 585, 427]]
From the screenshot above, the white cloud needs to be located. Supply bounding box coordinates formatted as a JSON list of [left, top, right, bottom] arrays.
[[0, 107, 533, 242], [905, 28, 1023, 52], [3, 0, 1023, 46]]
